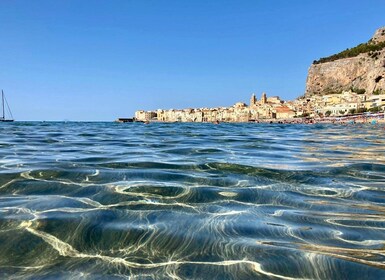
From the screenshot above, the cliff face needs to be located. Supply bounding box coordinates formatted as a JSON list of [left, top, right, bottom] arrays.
[[305, 27, 385, 96]]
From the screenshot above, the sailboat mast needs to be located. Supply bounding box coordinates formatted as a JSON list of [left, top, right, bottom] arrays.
[[2, 90, 4, 120]]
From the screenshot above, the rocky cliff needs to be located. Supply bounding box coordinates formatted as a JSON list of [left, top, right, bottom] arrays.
[[305, 27, 385, 96]]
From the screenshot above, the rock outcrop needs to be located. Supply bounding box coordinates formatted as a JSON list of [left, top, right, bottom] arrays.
[[305, 27, 385, 96], [372, 27, 385, 43]]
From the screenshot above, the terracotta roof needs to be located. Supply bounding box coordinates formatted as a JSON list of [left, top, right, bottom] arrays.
[[275, 106, 294, 113]]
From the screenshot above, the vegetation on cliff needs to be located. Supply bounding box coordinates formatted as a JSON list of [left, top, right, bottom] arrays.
[[313, 41, 385, 64]]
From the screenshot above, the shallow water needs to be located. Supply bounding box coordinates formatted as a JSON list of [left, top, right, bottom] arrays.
[[0, 122, 385, 279]]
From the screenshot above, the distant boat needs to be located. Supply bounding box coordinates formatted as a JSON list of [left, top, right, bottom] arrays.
[[1, 90, 14, 122]]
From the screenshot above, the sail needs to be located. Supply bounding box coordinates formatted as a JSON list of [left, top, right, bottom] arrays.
[[1, 90, 14, 122]]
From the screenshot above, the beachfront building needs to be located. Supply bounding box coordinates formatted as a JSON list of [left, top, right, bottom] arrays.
[[136, 93, 298, 122], [135, 110, 157, 121], [302, 90, 369, 116], [321, 103, 359, 116], [309, 91, 385, 116], [274, 106, 296, 119], [134, 90, 385, 123], [363, 94, 385, 110]]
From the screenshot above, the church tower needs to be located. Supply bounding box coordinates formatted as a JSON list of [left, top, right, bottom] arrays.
[[250, 93, 256, 107], [261, 92, 267, 105]]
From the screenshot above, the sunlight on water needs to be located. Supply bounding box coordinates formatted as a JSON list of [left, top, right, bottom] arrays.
[[0, 122, 385, 279]]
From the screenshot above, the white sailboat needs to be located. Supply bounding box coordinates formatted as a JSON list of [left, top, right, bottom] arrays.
[[1, 90, 14, 122]]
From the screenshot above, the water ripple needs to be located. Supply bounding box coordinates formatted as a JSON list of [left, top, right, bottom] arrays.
[[0, 122, 385, 279]]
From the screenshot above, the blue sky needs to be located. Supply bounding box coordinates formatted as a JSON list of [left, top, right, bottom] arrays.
[[0, 0, 384, 121]]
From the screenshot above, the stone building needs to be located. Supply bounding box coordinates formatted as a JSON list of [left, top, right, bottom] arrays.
[[135, 93, 299, 122], [261, 92, 267, 104], [274, 106, 296, 119], [250, 94, 257, 107], [135, 110, 157, 121]]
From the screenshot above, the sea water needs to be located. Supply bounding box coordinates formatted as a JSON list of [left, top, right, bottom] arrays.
[[0, 122, 385, 279]]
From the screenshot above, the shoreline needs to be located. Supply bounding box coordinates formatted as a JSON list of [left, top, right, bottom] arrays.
[[125, 112, 385, 125]]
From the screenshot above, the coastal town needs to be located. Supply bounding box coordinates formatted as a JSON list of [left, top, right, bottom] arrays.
[[129, 27, 385, 124], [132, 91, 385, 123]]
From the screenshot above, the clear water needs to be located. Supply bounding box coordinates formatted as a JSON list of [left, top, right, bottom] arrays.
[[1, 122, 385, 279]]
